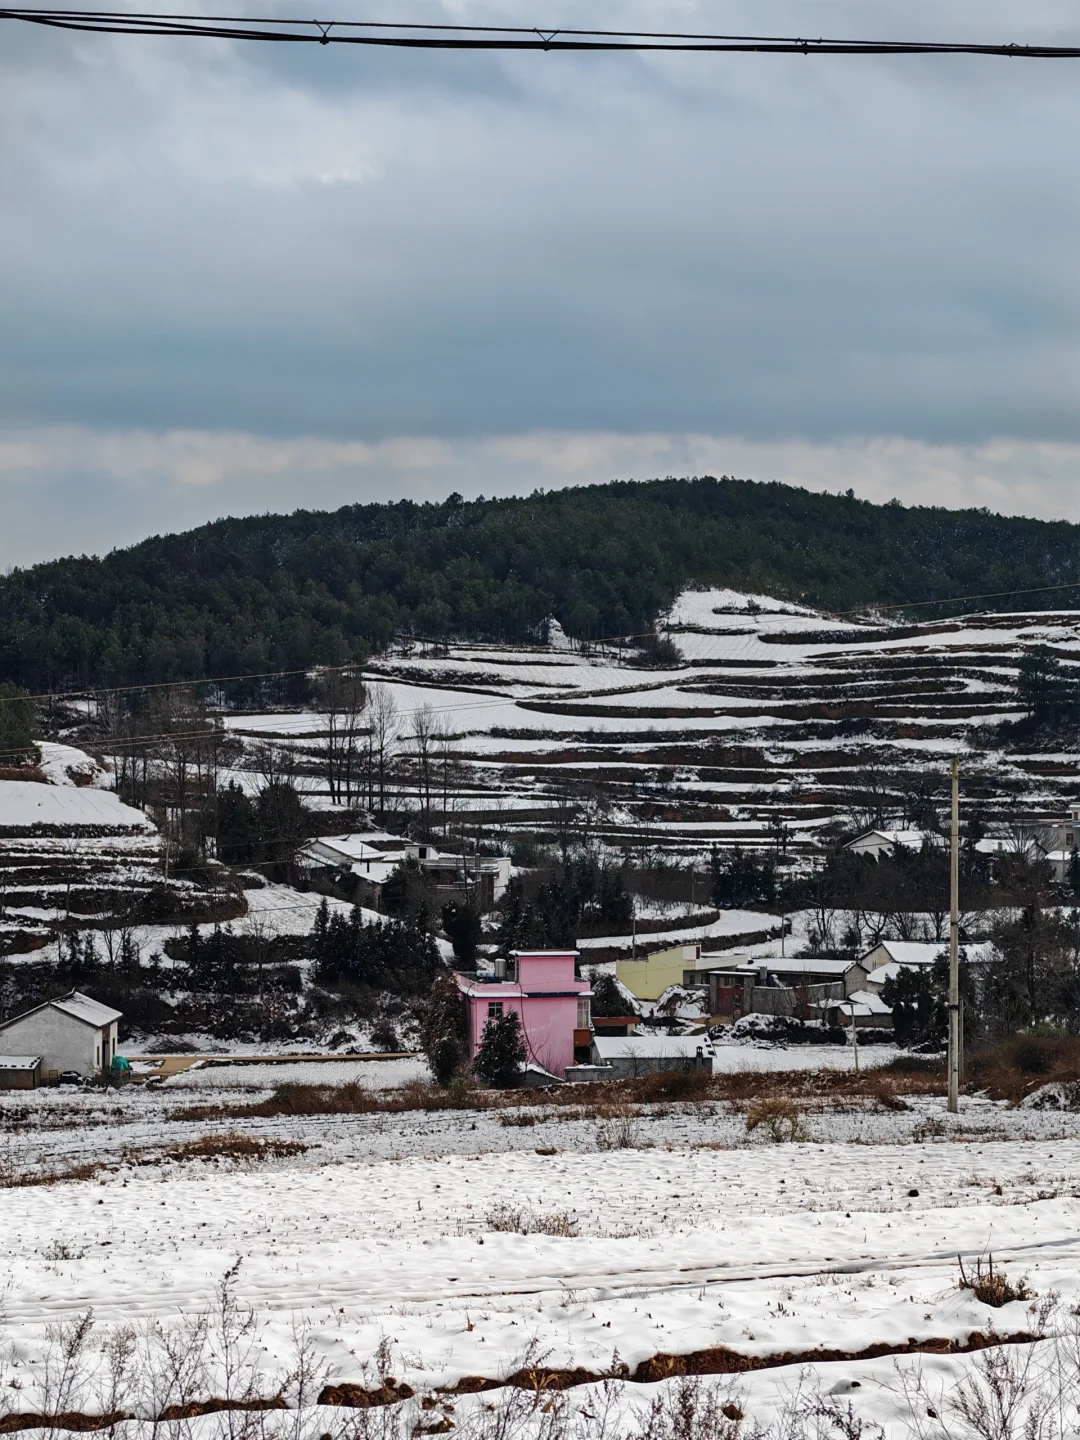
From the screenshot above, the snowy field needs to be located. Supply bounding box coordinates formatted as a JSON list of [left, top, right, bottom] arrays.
[[3, 1067, 1080, 1440]]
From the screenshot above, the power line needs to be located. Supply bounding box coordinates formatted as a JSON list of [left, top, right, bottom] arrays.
[[4, 10, 1080, 57], [825, 579, 1080, 620]]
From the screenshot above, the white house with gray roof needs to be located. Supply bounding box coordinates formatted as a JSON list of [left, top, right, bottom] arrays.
[[0, 990, 122, 1081]]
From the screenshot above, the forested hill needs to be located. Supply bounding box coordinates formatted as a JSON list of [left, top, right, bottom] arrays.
[[3, 476, 1080, 692]]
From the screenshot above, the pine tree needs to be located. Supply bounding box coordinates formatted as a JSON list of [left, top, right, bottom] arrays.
[[473, 1010, 527, 1088], [419, 972, 468, 1086]]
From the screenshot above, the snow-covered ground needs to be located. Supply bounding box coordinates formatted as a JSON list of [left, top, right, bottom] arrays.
[[2, 1069, 1080, 1440]]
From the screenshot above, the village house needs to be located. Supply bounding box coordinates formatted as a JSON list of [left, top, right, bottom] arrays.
[[703, 956, 868, 1022], [844, 829, 939, 861], [616, 944, 702, 1001], [0, 990, 122, 1083], [820, 990, 895, 1031], [860, 939, 994, 992], [299, 832, 510, 910], [455, 950, 592, 1080]]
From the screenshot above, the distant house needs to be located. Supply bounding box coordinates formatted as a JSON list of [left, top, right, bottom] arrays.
[[418, 853, 512, 911], [705, 956, 868, 1022], [1045, 800, 1080, 883], [861, 939, 995, 992], [0, 991, 122, 1082], [456, 951, 592, 1079], [845, 830, 938, 861], [591, 1014, 643, 1039], [860, 939, 994, 973], [300, 832, 510, 910], [616, 944, 701, 1001]]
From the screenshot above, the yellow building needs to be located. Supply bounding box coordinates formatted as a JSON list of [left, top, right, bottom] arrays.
[[616, 944, 702, 1001]]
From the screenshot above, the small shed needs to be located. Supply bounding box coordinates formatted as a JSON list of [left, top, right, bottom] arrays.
[[590, 1033, 714, 1078], [0, 1056, 41, 1090], [821, 990, 894, 1031], [0, 991, 122, 1082]]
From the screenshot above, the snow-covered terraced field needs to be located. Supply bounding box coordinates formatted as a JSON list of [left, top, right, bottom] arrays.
[[211, 590, 1080, 869]]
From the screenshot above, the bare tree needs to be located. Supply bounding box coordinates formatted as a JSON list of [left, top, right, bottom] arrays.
[[436, 717, 464, 842], [411, 702, 438, 836], [313, 668, 367, 807], [843, 762, 895, 834], [366, 683, 399, 815]]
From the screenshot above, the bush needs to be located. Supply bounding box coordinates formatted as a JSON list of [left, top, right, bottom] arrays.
[[369, 1018, 400, 1052], [744, 1097, 809, 1142], [958, 1255, 1032, 1307], [627, 634, 684, 668]]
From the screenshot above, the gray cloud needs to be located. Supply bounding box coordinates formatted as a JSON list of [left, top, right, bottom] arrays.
[[2, 427, 1079, 569], [3, 2, 1080, 561]]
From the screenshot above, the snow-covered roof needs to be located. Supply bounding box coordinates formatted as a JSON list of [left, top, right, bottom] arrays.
[[865, 940, 946, 967], [0, 989, 121, 1035], [52, 992, 123, 1028], [847, 829, 932, 851], [823, 990, 893, 1018], [0, 1056, 41, 1069], [592, 1034, 713, 1060], [863, 962, 902, 989], [307, 834, 401, 863], [0, 781, 156, 832], [754, 958, 855, 977], [863, 940, 993, 969]]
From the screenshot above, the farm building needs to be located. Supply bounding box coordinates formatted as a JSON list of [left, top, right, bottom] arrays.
[[589, 1033, 714, 1078], [456, 950, 592, 1079], [0, 991, 122, 1082], [821, 990, 894, 1031]]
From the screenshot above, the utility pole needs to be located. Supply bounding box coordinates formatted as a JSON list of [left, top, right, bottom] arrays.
[[850, 1001, 860, 1074], [948, 757, 960, 1114]]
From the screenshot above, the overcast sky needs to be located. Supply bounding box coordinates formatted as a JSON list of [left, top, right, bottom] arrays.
[[4, 1, 1080, 567]]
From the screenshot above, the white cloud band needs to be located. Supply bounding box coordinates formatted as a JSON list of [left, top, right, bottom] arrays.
[[1, 427, 1077, 570]]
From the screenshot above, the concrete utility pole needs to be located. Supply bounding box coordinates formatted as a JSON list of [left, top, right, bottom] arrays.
[[948, 757, 960, 1114]]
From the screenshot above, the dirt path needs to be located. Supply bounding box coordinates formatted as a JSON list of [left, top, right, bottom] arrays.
[[129, 1051, 419, 1078]]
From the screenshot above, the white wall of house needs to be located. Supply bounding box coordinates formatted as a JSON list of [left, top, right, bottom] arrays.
[[0, 1012, 113, 1078]]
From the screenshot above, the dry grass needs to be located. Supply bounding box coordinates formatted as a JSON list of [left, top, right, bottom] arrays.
[[169, 1057, 948, 1127], [163, 1134, 308, 1164], [958, 1255, 1033, 1307], [0, 1160, 101, 1189], [595, 1108, 646, 1150], [485, 1203, 580, 1236], [744, 1098, 809, 1143], [965, 1036, 1080, 1105]]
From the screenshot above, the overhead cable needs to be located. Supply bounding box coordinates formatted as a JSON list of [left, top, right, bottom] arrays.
[[3, 10, 1080, 57]]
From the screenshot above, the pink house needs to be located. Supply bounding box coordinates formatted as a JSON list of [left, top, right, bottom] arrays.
[[456, 950, 592, 1080]]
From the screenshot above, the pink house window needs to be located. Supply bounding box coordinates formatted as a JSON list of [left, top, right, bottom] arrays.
[[487, 1002, 504, 1019]]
